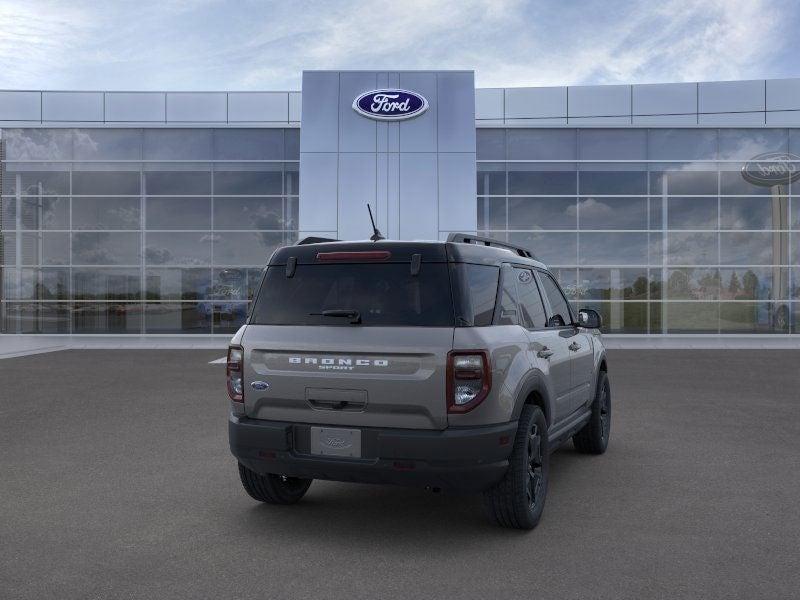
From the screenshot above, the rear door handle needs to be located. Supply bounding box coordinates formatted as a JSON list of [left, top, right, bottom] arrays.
[[537, 347, 554, 359], [568, 342, 581, 352]]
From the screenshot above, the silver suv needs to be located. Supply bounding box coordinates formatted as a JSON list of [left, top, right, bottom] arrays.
[[227, 234, 610, 529]]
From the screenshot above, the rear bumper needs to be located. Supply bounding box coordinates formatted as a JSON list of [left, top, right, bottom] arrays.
[[229, 415, 517, 492]]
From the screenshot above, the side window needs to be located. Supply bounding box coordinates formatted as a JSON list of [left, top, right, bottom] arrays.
[[514, 268, 547, 329], [495, 265, 518, 325], [539, 272, 572, 327]]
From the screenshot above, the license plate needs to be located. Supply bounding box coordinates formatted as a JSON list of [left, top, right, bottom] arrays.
[[310, 427, 361, 458]]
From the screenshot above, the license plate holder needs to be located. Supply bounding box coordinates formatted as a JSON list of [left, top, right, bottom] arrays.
[[310, 427, 362, 458]]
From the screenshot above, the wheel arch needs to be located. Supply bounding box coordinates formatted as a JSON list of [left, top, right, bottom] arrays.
[[512, 370, 554, 428]]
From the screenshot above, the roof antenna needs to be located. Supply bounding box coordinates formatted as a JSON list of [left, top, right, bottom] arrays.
[[367, 204, 385, 241]]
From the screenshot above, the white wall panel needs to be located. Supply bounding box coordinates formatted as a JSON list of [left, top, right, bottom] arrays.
[[166, 93, 226, 122], [42, 92, 103, 121], [228, 92, 288, 122], [632, 82, 696, 115], [105, 92, 165, 122], [569, 85, 631, 117], [0, 91, 41, 121], [699, 80, 765, 113], [766, 78, 800, 112], [505, 86, 567, 119], [475, 88, 504, 120]]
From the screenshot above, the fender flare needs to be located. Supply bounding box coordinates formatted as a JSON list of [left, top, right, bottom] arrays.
[[511, 369, 555, 427]]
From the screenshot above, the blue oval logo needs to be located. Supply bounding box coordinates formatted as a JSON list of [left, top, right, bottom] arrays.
[[353, 89, 428, 121], [250, 381, 269, 390], [742, 152, 800, 187]]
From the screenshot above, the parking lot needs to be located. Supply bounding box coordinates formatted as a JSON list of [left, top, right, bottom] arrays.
[[2, 349, 799, 599]]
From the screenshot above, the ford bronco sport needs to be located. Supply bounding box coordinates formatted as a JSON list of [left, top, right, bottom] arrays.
[[228, 233, 610, 529]]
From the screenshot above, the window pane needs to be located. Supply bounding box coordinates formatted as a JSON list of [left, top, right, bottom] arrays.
[[477, 129, 506, 160], [507, 129, 575, 160], [649, 170, 717, 195], [580, 301, 647, 334], [477, 197, 506, 230], [144, 303, 212, 334], [508, 197, 576, 230], [72, 303, 142, 333], [213, 170, 282, 195], [668, 197, 718, 230], [3, 267, 69, 300], [3, 129, 73, 160], [665, 302, 719, 333], [144, 171, 211, 195], [19, 232, 70, 265], [508, 169, 576, 195], [72, 197, 140, 230], [578, 197, 647, 230], [146, 268, 212, 301], [143, 129, 213, 160], [213, 232, 283, 265], [214, 129, 284, 160], [145, 232, 212, 265], [72, 232, 140, 265], [666, 268, 720, 300], [579, 171, 647, 195], [19, 197, 70, 230], [539, 272, 572, 326], [72, 171, 140, 195], [648, 129, 717, 161], [73, 129, 142, 160], [285, 129, 300, 160], [719, 267, 788, 301], [792, 268, 800, 299], [720, 197, 786, 230], [145, 197, 211, 230], [720, 302, 788, 333], [210, 268, 251, 301], [213, 303, 249, 334], [718, 129, 788, 160], [720, 169, 774, 195], [213, 197, 284, 230], [578, 268, 649, 300], [496, 266, 518, 326], [515, 268, 547, 328], [579, 129, 646, 160], [72, 268, 141, 300], [550, 268, 579, 300], [284, 163, 299, 196], [579, 233, 649, 265], [667, 233, 718, 265], [720, 232, 782, 265], [1, 302, 70, 333], [507, 232, 577, 265], [477, 164, 506, 195], [4, 170, 70, 196]]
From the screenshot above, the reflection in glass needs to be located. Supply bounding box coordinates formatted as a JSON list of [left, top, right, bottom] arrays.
[[143, 129, 213, 160], [720, 232, 781, 265], [4, 171, 70, 196], [144, 303, 212, 334], [577, 268, 649, 300], [212, 302, 249, 333], [578, 129, 647, 160], [1, 302, 70, 333], [73, 129, 142, 160], [145, 197, 211, 230], [145, 232, 212, 266], [213, 170, 282, 195], [507, 129, 575, 160], [3, 129, 73, 161], [647, 129, 717, 161], [720, 197, 787, 230], [477, 197, 506, 230], [720, 302, 788, 333], [719, 267, 787, 301], [212, 232, 284, 266], [72, 197, 140, 230], [579, 171, 647, 195], [20, 232, 70, 265], [144, 171, 211, 195], [579, 233, 649, 265], [72, 232, 140, 265], [507, 232, 577, 266], [665, 302, 719, 333], [213, 197, 284, 230], [477, 164, 506, 195], [666, 268, 720, 300], [72, 171, 140, 195], [720, 170, 776, 195], [508, 197, 576, 230], [649, 170, 717, 195], [20, 197, 70, 230], [718, 129, 788, 160], [580, 301, 647, 334], [214, 129, 284, 160], [578, 197, 647, 230], [477, 129, 506, 160], [667, 233, 718, 265], [72, 268, 141, 300], [668, 197, 718, 230], [508, 169, 576, 195], [72, 303, 142, 333], [145, 268, 212, 301]]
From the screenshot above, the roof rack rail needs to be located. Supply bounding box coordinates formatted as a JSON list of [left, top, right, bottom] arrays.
[[296, 236, 339, 245], [446, 233, 536, 259]]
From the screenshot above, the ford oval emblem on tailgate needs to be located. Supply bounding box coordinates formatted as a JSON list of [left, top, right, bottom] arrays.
[[251, 381, 269, 390]]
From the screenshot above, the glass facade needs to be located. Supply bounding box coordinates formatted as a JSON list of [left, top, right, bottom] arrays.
[[0, 128, 299, 334], [478, 128, 800, 334]]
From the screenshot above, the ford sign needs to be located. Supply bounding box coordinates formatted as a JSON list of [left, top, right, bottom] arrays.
[[352, 89, 428, 121], [741, 152, 800, 187]]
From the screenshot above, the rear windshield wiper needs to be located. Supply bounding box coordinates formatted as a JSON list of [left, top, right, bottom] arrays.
[[310, 309, 362, 324]]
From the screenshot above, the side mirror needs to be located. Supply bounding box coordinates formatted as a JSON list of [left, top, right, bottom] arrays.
[[577, 308, 602, 329]]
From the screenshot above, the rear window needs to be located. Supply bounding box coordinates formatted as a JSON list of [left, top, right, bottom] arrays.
[[451, 264, 500, 326], [250, 263, 454, 326]]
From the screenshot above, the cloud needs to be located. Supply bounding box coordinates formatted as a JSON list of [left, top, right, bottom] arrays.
[[0, 0, 794, 90]]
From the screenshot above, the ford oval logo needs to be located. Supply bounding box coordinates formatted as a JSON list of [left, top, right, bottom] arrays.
[[352, 89, 428, 121], [250, 381, 269, 390], [741, 152, 800, 187]]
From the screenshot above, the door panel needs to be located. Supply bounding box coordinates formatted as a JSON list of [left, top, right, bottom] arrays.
[[526, 329, 572, 422], [569, 331, 595, 406]]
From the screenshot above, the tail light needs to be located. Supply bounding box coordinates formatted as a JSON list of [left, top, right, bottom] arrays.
[[447, 350, 491, 413], [227, 345, 244, 402]]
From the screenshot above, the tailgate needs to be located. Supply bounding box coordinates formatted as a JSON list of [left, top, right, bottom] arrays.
[[242, 325, 454, 430]]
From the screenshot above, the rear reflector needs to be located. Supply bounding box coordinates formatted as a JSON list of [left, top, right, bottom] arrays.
[[316, 251, 391, 262]]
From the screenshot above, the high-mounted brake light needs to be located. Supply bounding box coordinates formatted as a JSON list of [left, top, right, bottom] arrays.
[[316, 251, 391, 262], [447, 350, 491, 413], [227, 345, 244, 402]]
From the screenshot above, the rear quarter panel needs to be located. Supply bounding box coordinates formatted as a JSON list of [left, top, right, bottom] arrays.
[[449, 325, 532, 427]]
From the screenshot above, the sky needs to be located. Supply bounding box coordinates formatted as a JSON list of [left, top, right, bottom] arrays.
[[0, 0, 798, 91]]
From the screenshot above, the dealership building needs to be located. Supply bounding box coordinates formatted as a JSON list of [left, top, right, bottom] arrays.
[[1, 71, 799, 339]]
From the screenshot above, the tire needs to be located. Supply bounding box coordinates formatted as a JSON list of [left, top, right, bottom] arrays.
[[482, 405, 549, 530], [237, 463, 312, 505], [573, 371, 611, 455]]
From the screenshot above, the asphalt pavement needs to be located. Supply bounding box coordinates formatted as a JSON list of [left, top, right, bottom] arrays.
[[1, 349, 799, 599]]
